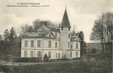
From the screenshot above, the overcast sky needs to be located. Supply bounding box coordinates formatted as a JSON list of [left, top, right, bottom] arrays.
[[0, 0, 113, 42]]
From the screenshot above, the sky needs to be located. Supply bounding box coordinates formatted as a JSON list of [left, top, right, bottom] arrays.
[[0, 0, 113, 42]]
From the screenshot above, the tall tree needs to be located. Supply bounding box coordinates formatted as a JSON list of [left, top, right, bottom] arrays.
[[78, 31, 86, 56], [10, 27, 17, 42], [20, 24, 33, 36], [3, 29, 10, 39], [90, 12, 113, 55]]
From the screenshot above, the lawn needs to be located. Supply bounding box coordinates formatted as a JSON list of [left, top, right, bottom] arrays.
[[0, 57, 112, 73]]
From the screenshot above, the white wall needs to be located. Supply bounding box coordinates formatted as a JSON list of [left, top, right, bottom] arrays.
[[21, 49, 62, 59], [66, 51, 80, 59], [60, 28, 70, 56], [21, 38, 60, 50], [70, 41, 80, 50]]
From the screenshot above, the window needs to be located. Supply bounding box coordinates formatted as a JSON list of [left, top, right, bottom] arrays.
[[76, 43, 78, 49], [55, 42, 57, 48], [71, 45, 73, 49], [68, 34, 70, 39], [61, 27, 63, 30], [56, 53, 57, 58], [24, 40, 28, 47], [38, 51, 42, 57], [48, 41, 51, 48], [31, 40, 34, 47], [24, 51, 27, 57], [55, 33, 57, 38], [68, 42, 70, 48], [76, 51, 78, 58], [58, 53, 60, 58], [70, 51, 72, 58], [30, 51, 33, 57], [49, 35, 51, 37], [37, 40, 41, 47], [48, 51, 51, 58]]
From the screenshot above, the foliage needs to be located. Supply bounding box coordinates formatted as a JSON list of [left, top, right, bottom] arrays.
[[78, 31, 86, 56], [20, 19, 58, 36], [13, 58, 42, 62], [43, 54, 49, 62], [90, 12, 113, 54], [0, 27, 20, 61], [0, 57, 111, 73], [3, 29, 10, 39], [91, 48, 97, 55]]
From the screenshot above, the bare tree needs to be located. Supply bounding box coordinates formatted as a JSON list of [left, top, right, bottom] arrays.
[[90, 12, 113, 55]]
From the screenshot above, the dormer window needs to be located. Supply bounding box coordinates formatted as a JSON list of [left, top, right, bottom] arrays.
[[55, 33, 57, 38], [49, 35, 51, 37]]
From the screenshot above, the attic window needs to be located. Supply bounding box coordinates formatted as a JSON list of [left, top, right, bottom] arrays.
[[55, 33, 57, 38], [49, 35, 51, 37]]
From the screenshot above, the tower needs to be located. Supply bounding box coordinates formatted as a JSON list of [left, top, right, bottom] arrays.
[[60, 8, 71, 57]]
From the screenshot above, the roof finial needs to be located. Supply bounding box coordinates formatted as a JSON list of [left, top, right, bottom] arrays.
[[65, 3, 67, 10]]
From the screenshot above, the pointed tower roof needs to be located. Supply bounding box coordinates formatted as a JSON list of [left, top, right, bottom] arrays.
[[61, 8, 71, 28]]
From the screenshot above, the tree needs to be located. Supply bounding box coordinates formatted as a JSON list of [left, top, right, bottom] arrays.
[[10, 27, 17, 42], [90, 12, 113, 55], [20, 24, 33, 36], [91, 48, 97, 55], [33, 19, 57, 32], [3, 29, 10, 39], [78, 31, 86, 56], [20, 19, 58, 36], [43, 54, 49, 62]]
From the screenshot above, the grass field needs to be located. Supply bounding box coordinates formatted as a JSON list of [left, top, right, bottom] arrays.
[[0, 57, 112, 73]]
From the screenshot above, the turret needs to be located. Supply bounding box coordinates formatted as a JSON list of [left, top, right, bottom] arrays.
[[60, 8, 71, 57]]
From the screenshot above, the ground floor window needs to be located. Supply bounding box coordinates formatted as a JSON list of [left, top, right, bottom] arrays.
[[48, 51, 51, 58], [58, 53, 60, 58], [30, 51, 33, 57], [70, 51, 72, 58], [76, 51, 78, 58], [24, 51, 27, 57], [38, 51, 42, 57], [56, 53, 57, 58]]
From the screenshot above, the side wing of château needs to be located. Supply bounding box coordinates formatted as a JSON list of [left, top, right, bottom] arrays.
[[21, 9, 81, 59]]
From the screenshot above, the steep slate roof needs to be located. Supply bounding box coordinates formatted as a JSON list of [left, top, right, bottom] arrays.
[[71, 36, 81, 42], [22, 31, 55, 39], [70, 32, 81, 42], [37, 24, 60, 32], [61, 9, 71, 28]]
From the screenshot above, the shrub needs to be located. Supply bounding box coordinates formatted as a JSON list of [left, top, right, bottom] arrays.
[[12, 57, 42, 62], [43, 54, 49, 62]]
